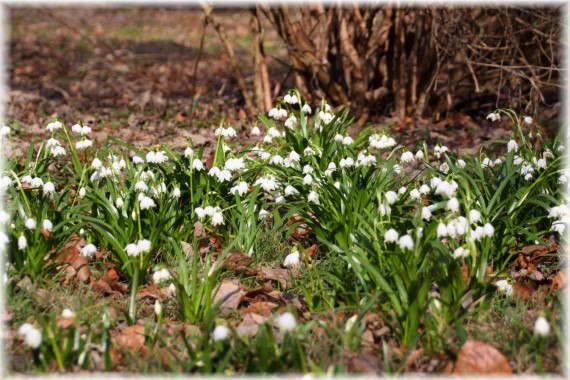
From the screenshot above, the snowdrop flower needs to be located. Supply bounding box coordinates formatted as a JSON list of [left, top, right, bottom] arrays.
[[137, 239, 152, 253], [318, 111, 334, 125], [398, 186, 407, 196], [481, 157, 493, 168], [334, 134, 344, 142], [507, 140, 518, 153], [212, 325, 231, 341], [393, 164, 402, 174], [212, 210, 225, 226], [284, 116, 297, 129], [523, 116, 533, 125], [275, 193, 286, 203], [308, 191, 319, 203], [284, 249, 300, 268], [217, 169, 232, 183], [342, 136, 354, 146], [557, 145, 565, 153], [0, 176, 11, 190], [116, 197, 124, 209], [0, 211, 9, 224], [42, 219, 53, 231], [18, 235, 27, 250], [76, 140, 93, 150], [251, 126, 261, 135], [279, 109, 288, 119], [302, 104, 312, 114], [457, 159, 466, 169], [152, 268, 171, 283], [415, 150, 424, 160], [483, 223, 495, 237], [369, 134, 396, 149], [135, 181, 148, 192], [172, 187, 181, 198], [469, 209, 482, 224], [190, 159, 204, 171], [288, 150, 301, 163], [46, 138, 60, 148], [284, 93, 299, 104], [277, 312, 297, 332], [132, 155, 144, 165], [433, 145, 449, 159], [446, 197, 460, 213], [495, 280, 513, 296], [140, 196, 156, 210], [230, 181, 249, 197], [385, 191, 398, 205], [31, 177, 44, 188], [204, 206, 215, 217], [303, 174, 313, 185], [71, 124, 82, 134], [154, 300, 162, 316], [215, 126, 237, 138], [80, 244, 97, 258], [91, 158, 103, 170], [76, 187, 86, 198], [50, 146, 66, 157], [0, 124, 11, 136], [43, 182, 55, 196], [125, 243, 139, 257], [409, 189, 421, 201], [269, 155, 284, 166], [437, 223, 447, 238], [21, 175, 33, 184], [81, 125, 91, 136], [24, 218, 37, 230], [284, 185, 298, 196], [486, 112, 500, 122], [46, 120, 63, 132], [398, 235, 414, 251], [302, 165, 314, 175], [384, 229, 399, 243], [255, 174, 279, 192], [534, 317, 551, 337], [419, 184, 430, 195], [303, 147, 315, 156], [535, 158, 547, 170], [258, 209, 270, 220], [209, 166, 221, 178], [421, 207, 432, 221], [558, 175, 567, 185], [23, 326, 42, 349], [401, 151, 414, 163], [339, 157, 355, 168], [379, 202, 391, 216], [148, 151, 168, 164], [552, 221, 565, 234]]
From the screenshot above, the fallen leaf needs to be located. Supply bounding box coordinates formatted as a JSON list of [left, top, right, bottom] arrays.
[[113, 324, 146, 352], [403, 348, 425, 370], [213, 279, 246, 312], [512, 282, 534, 301], [306, 244, 319, 258], [453, 339, 512, 374], [222, 251, 255, 275], [239, 280, 284, 307], [136, 283, 166, 302], [56, 315, 75, 329], [260, 267, 297, 288], [552, 269, 567, 290], [241, 301, 278, 317], [236, 312, 267, 338]]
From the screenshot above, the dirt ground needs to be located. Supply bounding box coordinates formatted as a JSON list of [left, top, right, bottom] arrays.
[[7, 7, 561, 158]]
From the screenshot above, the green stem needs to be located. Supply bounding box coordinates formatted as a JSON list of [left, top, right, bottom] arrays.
[[46, 324, 65, 371], [129, 265, 140, 324]]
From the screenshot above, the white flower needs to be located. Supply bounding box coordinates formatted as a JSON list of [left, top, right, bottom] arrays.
[[204, 206, 215, 217], [486, 113, 500, 122], [384, 229, 399, 243], [46, 138, 60, 148], [534, 317, 551, 337], [284, 116, 297, 129], [269, 155, 284, 166], [457, 159, 466, 169], [76, 140, 93, 150], [154, 300, 162, 316], [81, 125, 92, 136], [393, 164, 402, 174], [137, 239, 152, 253], [255, 174, 279, 192], [409, 189, 421, 201], [469, 209, 482, 224], [23, 327, 42, 349], [481, 157, 493, 168], [398, 235, 414, 251], [308, 191, 319, 203], [284, 249, 300, 268], [342, 136, 354, 146], [0, 211, 9, 224], [42, 219, 53, 231], [140, 196, 156, 210], [495, 280, 513, 296], [46, 120, 63, 132], [557, 145, 565, 153], [421, 207, 432, 221], [552, 221, 565, 234], [339, 157, 355, 168], [251, 126, 261, 136], [212, 325, 231, 341], [434, 145, 449, 159], [71, 124, 82, 134], [284, 185, 298, 196], [483, 223, 495, 237], [80, 244, 97, 258], [24, 218, 37, 229], [303, 147, 315, 156], [302, 104, 312, 114], [147, 151, 168, 164], [0, 125, 11, 136], [91, 158, 103, 170], [334, 134, 344, 142], [191, 159, 204, 171], [523, 116, 533, 125], [135, 181, 148, 192], [437, 223, 447, 238], [398, 186, 407, 195], [446, 197, 460, 213], [18, 235, 27, 250], [230, 181, 249, 197], [217, 169, 232, 183], [116, 197, 124, 209], [209, 166, 221, 178], [535, 158, 547, 170], [152, 268, 171, 283], [258, 209, 270, 220], [507, 140, 518, 153], [132, 155, 144, 165], [50, 146, 66, 157], [401, 151, 414, 163], [284, 93, 299, 104], [42, 182, 55, 196], [379, 202, 391, 216], [212, 211, 224, 226], [415, 150, 424, 160], [303, 174, 313, 185], [318, 111, 334, 125], [385, 191, 398, 205], [277, 312, 297, 332], [125, 243, 139, 257]]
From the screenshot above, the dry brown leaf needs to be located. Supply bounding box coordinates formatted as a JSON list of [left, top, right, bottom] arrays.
[[260, 267, 296, 288], [453, 339, 512, 374], [236, 312, 267, 338], [552, 269, 567, 290], [239, 280, 284, 307], [512, 282, 533, 301], [403, 348, 425, 370], [222, 251, 255, 275], [113, 324, 146, 352], [56, 316, 75, 329], [136, 283, 166, 302], [306, 244, 319, 258], [241, 301, 278, 317], [213, 279, 246, 312]]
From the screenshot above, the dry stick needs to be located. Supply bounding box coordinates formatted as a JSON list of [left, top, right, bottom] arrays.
[[190, 16, 207, 119], [250, 7, 272, 112], [200, 1, 255, 114]]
